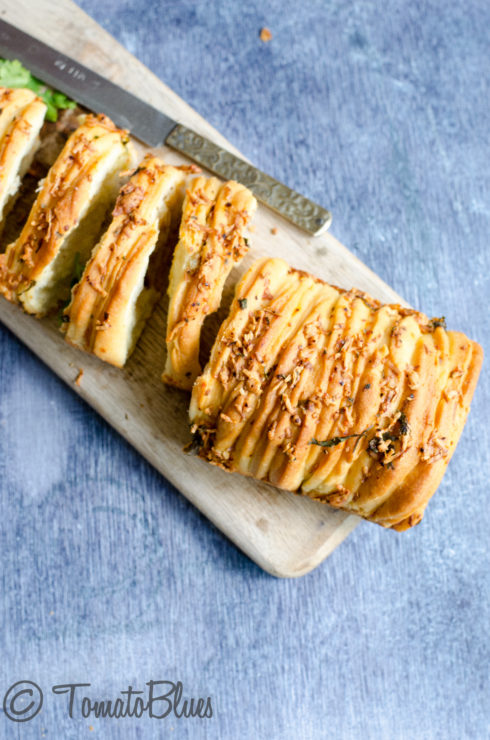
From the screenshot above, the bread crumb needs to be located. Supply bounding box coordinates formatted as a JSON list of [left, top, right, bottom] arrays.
[[75, 369, 84, 386], [260, 27, 272, 42], [271, 227, 278, 235], [177, 163, 202, 173]]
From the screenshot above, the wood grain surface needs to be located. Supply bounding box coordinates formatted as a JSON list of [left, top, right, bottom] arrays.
[[0, 0, 411, 576]]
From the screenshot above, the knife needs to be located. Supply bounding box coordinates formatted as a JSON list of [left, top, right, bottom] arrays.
[[0, 18, 331, 236]]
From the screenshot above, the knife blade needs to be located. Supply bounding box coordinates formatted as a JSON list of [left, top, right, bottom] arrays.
[[0, 18, 332, 236]]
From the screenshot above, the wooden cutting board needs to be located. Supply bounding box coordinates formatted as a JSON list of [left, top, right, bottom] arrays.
[[0, 0, 408, 577]]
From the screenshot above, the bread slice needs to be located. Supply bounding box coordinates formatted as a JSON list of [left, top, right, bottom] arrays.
[[0, 87, 47, 230], [63, 154, 187, 367], [0, 113, 133, 314], [163, 176, 257, 390], [189, 257, 483, 531]]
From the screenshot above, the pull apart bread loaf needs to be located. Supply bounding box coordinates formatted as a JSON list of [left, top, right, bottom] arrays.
[[0, 87, 47, 227], [0, 113, 133, 314], [163, 176, 257, 390], [189, 257, 483, 530], [62, 154, 187, 367]]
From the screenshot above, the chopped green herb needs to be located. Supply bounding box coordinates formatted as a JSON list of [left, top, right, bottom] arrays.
[[0, 58, 76, 122], [367, 413, 410, 466], [238, 298, 248, 309], [382, 431, 397, 442], [185, 429, 203, 455], [398, 412, 410, 435], [310, 430, 367, 448], [430, 316, 447, 330]]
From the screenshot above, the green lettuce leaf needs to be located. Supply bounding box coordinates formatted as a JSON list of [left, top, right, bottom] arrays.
[[0, 58, 77, 122]]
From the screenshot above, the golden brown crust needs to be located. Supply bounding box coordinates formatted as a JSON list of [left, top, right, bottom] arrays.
[[163, 177, 257, 390], [0, 88, 47, 227], [0, 113, 133, 314], [63, 154, 187, 367], [189, 257, 483, 530]]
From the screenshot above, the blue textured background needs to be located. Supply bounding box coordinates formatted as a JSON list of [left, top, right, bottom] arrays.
[[1, 1, 489, 738]]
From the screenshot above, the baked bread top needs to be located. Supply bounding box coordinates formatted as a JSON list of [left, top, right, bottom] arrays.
[[190, 257, 483, 530], [163, 176, 257, 390], [0, 113, 133, 314], [0, 87, 47, 226], [63, 154, 187, 367]]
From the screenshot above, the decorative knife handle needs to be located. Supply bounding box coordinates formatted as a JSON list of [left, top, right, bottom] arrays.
[[166, 124, 332, 236]]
